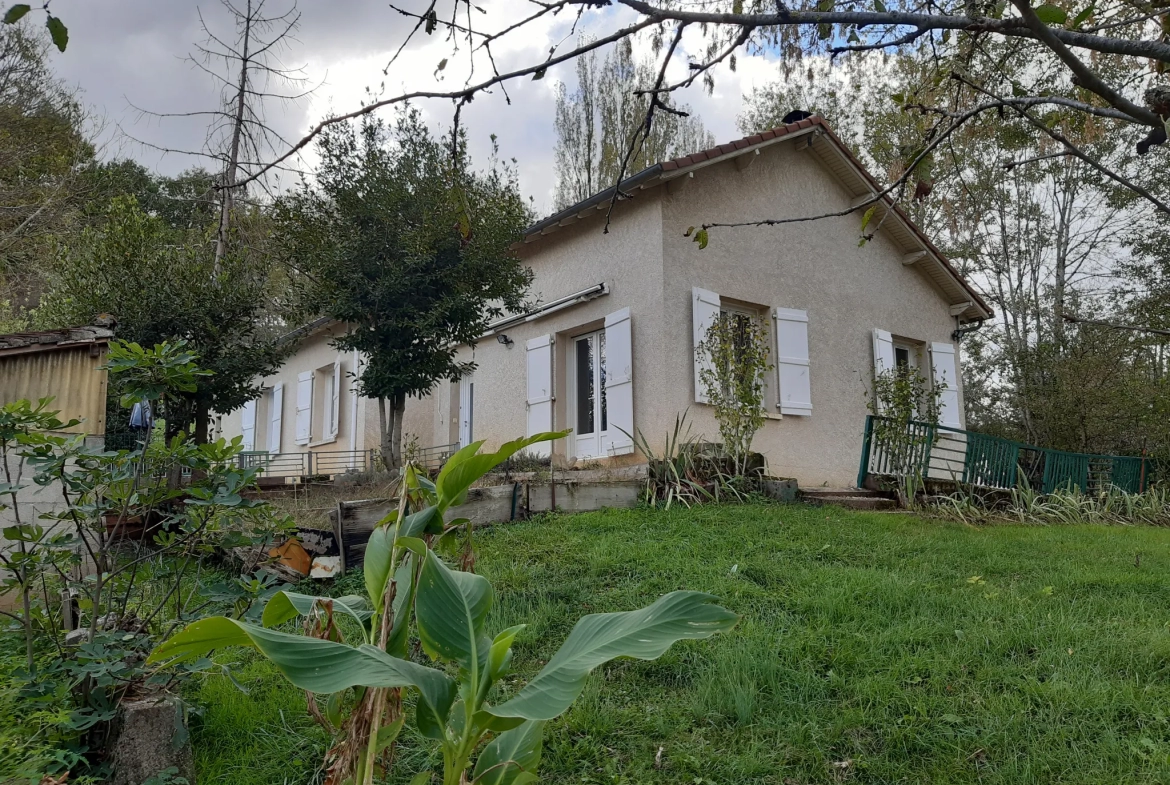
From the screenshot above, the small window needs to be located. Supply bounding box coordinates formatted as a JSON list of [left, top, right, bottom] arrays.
[[893, 342, 920, 372], [311, 361, 341, 442]]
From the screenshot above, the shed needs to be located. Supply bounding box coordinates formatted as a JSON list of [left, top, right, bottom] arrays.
[[0, 325, 115, 434]]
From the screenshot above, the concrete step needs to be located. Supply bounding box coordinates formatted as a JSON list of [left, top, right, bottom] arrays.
[[801, 488, 898, 511], [801, 487, 880, 498]]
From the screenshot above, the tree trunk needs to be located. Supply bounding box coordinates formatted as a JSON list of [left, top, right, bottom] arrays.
[[214, 0, 252, 274], [194, 400, 210, 445], [378, 394, 407, 471]]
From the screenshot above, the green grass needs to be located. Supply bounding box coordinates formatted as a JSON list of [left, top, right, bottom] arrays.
[[188, 503, 1170, 784]]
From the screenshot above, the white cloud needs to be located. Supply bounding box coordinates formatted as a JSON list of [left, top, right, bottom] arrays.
[[49, 0, 793, 215]]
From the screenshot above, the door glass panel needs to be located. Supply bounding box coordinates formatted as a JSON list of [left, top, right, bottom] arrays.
[[598, 330, 607, 432], [575, 337, 595, 435]]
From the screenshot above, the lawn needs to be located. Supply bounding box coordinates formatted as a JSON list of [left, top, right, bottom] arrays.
[[189, 503, 1170, 784]]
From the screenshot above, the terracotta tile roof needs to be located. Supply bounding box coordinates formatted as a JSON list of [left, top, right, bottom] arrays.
[[659, 115, 819, 172]]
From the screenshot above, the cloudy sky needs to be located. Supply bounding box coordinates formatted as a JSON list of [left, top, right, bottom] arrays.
[[45, 0, 788, 215]]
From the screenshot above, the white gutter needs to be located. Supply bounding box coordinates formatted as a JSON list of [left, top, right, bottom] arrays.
[[478, 283, 608, 338]]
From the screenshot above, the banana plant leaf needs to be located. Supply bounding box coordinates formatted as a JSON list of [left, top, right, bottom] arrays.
[[435, 431, 569, 509], [148, 616, 455, 722], [261, 592, 372, 631], [472, 719, 545, 785], [415, 548, 493, 671], [487, 591, 737, 720]]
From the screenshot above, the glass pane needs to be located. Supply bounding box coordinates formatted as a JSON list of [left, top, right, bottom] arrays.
[[895, 347, 910, 369], [576, 337, 595, 435], [599, 331, 607, 432]]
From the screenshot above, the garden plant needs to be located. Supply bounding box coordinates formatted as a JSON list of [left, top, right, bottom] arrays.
[[149, 431, 739, 785], [1, 341, 291, 782]]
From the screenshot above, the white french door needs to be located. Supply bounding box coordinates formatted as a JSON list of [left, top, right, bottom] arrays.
[[570, 330, 609, 459]]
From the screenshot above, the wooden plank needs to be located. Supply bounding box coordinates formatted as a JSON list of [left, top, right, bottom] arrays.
[[332, 498, 394, 570], [526, 481, 641, 514]]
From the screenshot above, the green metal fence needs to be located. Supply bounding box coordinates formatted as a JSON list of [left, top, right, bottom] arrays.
[[858, 415, 1151, 494]]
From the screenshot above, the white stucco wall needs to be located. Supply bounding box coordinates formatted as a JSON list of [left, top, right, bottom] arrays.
[[217, 325, 378, 461], [400, 196, 666, 458], [396, 135, 974, 487], [655, 141, 963, 485]]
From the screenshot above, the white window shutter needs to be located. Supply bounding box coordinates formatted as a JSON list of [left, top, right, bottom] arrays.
[[692, 287, 721, 403], [458, 373, 474, 448], [871, 329, 896, 414], [872, 328, 895, 377], [240, 399, 256, 451], [330, 360, 342, 438], [295, 371, 313, 445], [930, 342, 962, 428], [525, 335, 554, 457], [267, 383, 283, 453], [774, 308, 812, 416], [604, 307, 634, 455]]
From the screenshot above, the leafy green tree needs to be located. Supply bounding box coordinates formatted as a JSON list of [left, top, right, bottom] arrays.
[[554, 38, 715, 210], [0, 21, 93, 319], [273, 109, 533, 469], [36, 195, 288, 442], [82, 161, 220, 232]]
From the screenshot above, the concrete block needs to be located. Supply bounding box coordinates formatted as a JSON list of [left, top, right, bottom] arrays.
[[109, 696, 194, 785]]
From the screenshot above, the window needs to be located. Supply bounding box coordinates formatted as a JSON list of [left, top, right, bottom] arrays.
[[719, 306, 759, 387], [310, 360, 341, 444], [694, 288, 802, 413], [893, 342, 919, 372]]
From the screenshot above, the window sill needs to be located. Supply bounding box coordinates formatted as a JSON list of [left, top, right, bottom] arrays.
[[308, 435, 338, 448], [764, 412, 783, 421]]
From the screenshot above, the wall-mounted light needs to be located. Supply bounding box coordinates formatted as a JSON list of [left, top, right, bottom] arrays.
[[496, 334, 514, 347]]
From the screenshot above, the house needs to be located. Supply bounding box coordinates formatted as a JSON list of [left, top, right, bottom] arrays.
[[212, 318, 387, 479], [219, 115, 991, 488]]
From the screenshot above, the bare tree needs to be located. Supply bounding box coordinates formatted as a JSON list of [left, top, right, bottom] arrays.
[[132, 0, 312, 260], [122, 0, 313, 441], [226, 0, 1170, 243]]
